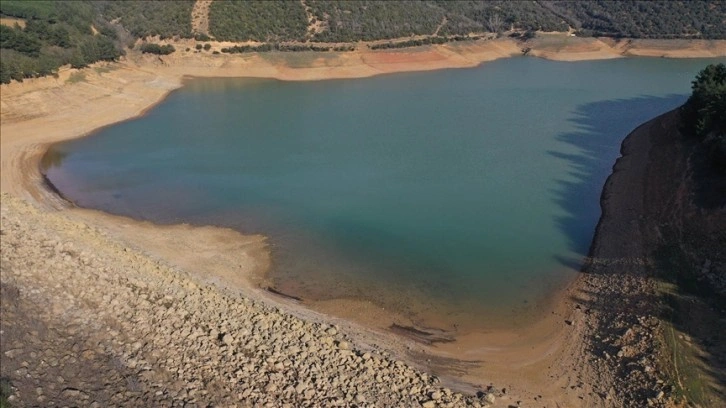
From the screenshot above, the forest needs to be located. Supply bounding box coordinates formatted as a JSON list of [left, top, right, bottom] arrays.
[[1, 1, 725, 83], [0, 0, 123, 83], [547, 1, 726, 39], [95, 0, 195, 40], [208, 1, 724, 43], [208, 0, 308, 42]]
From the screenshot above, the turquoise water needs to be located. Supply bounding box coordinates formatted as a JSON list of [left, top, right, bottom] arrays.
[[46, 56, 723, 330]]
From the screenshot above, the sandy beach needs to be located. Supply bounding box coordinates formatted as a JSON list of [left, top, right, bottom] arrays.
[[2, 36, 725, 407]]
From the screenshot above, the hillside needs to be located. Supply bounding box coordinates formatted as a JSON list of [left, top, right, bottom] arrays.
[[2, 0, 725, 83], [574, 65, 725, 407], [642, 65, 726, 405]]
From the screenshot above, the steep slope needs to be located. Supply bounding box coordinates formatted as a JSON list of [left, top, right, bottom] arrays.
[[581, 107, 725, 406]]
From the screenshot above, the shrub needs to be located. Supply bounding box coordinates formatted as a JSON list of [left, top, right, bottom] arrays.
[[139, 43, 176, 55], [96, 0, 194, 39]]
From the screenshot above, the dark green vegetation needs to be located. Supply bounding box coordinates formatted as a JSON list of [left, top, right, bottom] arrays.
[[96, 0, 194, 40], [208, 0, 308, 42], [368, 35, 482, 50], [0, 377, 11, 408], [435, 1, 569, 36], [208, 1, 725, 43], [139, 43, 175, 55], [307, 0, 446, 42], [220, 43, 353, 54], [1, 1, 725, 83], [0, 0, 194, 83], [0, 0, 123, 83], [548, 1, 726, 39], [682, 63, 726, 170]]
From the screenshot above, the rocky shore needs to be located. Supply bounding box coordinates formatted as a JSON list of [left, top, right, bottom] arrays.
[[574, 111, 676, 406], [1, 192, 504, 407], [571, 108, 725, 407]]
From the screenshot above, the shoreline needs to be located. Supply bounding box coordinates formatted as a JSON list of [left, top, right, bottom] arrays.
[[2, 36, 725, 406], [574, 108, 679, 404]]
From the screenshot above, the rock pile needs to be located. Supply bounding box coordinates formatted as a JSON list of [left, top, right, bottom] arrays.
[[0, 193, 485, 407]]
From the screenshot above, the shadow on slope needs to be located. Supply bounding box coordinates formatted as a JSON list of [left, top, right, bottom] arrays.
[[552, 96, 726, 405], [548, 94, 687, 266]]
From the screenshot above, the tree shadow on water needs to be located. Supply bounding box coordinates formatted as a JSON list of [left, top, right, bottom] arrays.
[[550, 94, 726, 403], [549, 94, 688, 269]]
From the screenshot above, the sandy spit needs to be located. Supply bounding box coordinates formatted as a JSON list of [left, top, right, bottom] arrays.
[[1, 36, 724, 407]]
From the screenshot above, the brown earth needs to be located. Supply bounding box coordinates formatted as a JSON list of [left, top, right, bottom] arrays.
[[0, 16, 25, 28], [191, 0, 213, 37]]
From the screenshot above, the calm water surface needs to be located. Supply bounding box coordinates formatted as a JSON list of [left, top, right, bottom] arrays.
[[46, 56, 724, 330]]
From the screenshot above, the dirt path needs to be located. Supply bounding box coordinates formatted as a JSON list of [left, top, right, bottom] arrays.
[[433, 16, 448, 36], [0, 16, 26, 28], [300, 0, 325, 41], [191, 0, 213, 37]]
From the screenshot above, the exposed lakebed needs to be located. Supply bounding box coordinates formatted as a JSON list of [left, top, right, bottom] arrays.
[[45, 57, 723, 332]]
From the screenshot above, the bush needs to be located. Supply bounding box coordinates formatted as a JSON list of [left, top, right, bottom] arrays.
[[203, 43, 211, 51], [194, 33, 211, 41], [139, 43, 176, 55], [96, 0, 194, 39], [0, 1, 124, 83], [209, 0, 307, 42], [548, 1, 726, 39], [0, 25, 42, 57]]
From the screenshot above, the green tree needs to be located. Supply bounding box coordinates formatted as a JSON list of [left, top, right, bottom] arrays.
[[0, 25, 42, 57], [682, 63, 726, 169], [139, 43, 175, 55], [684, 64, 726, 138], [0, 60, 11, 84]]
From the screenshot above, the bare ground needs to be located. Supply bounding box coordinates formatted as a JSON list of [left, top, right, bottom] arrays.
[[191, 0, 213, 37]]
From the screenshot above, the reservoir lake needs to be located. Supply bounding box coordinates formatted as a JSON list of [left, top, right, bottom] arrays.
[[45, 56, 724, 331]]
